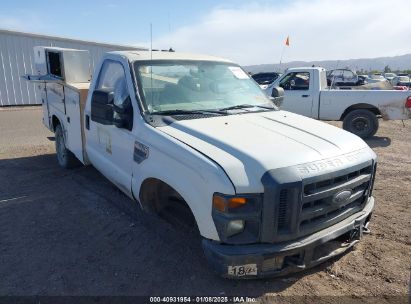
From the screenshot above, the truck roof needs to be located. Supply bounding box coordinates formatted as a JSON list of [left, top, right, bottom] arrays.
[[286, 67, 326, 72], [109, 50, 234, 63]]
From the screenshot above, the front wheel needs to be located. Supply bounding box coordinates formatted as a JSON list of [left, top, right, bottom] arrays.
[[55, 124, 79, 168], [342, 109, 379, 139]]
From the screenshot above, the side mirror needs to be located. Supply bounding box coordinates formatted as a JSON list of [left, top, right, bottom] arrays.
[[271, 86, 284, 98], [270, 87, 284, 107], [91, 89, 114, 125], [113, 96, 133, 131]]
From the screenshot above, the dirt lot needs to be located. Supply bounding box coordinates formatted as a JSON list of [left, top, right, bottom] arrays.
[[0, 107, 410, 303]]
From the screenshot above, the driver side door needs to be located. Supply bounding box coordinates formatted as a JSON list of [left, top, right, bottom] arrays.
[[86, 60, 135, 197], [278, 71, 314, 117]]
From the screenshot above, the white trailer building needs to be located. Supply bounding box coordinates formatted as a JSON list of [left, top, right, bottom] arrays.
[[0, 29, 145, 106]]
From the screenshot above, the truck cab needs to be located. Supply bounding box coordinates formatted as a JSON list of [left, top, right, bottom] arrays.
[[266, 67, 411, 138], [26, 48, 377, 278], [268, 67, 327, 118]]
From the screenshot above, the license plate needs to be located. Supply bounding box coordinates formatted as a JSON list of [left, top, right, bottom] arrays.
[[228, 264, 258, 276]]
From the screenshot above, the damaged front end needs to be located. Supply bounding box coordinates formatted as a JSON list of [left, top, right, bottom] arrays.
[[203, 201, 373, 278], [203, 151, 377, 279]]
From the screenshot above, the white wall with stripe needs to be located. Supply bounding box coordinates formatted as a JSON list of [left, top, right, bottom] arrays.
[[0, 29, 145, 106]]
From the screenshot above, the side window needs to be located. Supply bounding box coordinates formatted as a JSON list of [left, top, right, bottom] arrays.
[[343, 70, 355, 80], [331, 70, 342, 79], [97, 61, 133, 130], [97, 61, 129, 106], [279, 72, 310, 90]]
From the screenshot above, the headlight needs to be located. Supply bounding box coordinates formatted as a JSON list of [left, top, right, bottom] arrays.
[[212, 193, 262, 244], [226, 220, 245, 237]]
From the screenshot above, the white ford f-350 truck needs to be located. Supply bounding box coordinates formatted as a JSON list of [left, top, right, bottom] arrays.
[[25, 47, 377, 278], [265, 67, 411, 138]]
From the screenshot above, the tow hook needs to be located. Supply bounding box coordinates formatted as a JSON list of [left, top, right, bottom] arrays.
[[363, 221, 371, 234]]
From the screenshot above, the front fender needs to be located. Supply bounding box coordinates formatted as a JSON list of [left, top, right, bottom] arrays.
[[131, 126, 235, 241]]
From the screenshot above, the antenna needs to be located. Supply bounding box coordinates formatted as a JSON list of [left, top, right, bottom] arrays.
[[279, 34, 289, 73], [168, 12, 173, 51], [150, 23, 153, 59], [168, 12, 171, 35], [150, 23, 154, 107]]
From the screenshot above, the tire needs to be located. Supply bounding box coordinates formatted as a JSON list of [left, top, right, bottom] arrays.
[[55, 124, 79, 168], [342, 109, 379, 139]]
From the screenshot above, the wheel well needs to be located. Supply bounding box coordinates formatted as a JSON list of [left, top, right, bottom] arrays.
[[340, 103, 381, 120], [139, 178, 186, 213], [139, 178, 198, 231], [51, 115, 60, 132]]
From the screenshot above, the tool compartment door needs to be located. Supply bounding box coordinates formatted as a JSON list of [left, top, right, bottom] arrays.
[[35, 82, 51, 129], [64, 86, 84, 163], [46, 82, 65, 115]]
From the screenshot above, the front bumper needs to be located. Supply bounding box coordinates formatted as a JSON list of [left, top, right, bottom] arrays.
[[203, 196, 374, 279]]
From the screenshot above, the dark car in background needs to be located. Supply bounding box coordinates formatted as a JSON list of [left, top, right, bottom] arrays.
[[391, 76, 411, 88], [251, 72, 281, 88], [326, 69, 360, 86]]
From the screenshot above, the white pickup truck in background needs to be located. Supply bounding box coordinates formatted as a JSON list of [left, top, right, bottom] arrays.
[[265, 67, 411, 138], [25, 47, 377, 278]]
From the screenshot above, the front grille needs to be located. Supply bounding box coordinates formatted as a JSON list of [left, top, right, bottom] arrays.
[[298, 165, 372, 235], [271, 164, 373, 242], [277, 189, 289, 231], [303, 165, 372, 195]]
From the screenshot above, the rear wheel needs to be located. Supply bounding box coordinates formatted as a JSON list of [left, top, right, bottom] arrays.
[[55, 124, 79, 168], [342, 109, 379, 139]]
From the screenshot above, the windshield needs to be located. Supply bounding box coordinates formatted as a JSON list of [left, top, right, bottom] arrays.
[[133, 60, 274, 114]]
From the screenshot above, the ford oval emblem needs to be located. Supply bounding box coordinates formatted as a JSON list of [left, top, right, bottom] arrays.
[[332, 190, 352, 204]]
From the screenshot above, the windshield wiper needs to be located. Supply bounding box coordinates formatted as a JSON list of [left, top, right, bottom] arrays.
[[150, 109, 226, 116], [218, 104, 275, 111], [150, 104, 275, 116]]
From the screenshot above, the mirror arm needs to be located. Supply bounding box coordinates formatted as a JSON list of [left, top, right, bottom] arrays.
[[113, 104, 126, 114]]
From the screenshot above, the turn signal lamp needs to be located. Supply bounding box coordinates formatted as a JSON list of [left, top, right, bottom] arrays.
[[213, 194, 247, 212]]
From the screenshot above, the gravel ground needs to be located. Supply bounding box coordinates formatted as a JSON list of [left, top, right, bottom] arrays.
[[0, 107, 410, 303]]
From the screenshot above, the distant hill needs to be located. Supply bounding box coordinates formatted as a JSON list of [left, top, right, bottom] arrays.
[[244, 54, 411, 74]]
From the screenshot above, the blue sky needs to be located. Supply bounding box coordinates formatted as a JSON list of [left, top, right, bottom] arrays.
[[0, 0, 270, 44], [1, 0, 411, 65]]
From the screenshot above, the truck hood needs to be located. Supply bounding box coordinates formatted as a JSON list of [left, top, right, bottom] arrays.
[[158, 110, 372, 193]]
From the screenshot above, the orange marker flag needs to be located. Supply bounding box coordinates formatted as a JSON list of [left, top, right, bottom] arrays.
[[285, 36, 290, 46]]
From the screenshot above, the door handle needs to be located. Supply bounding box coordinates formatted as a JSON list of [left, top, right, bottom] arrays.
[[85, 115, 90, 130], [302, 94, 310, 97]]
